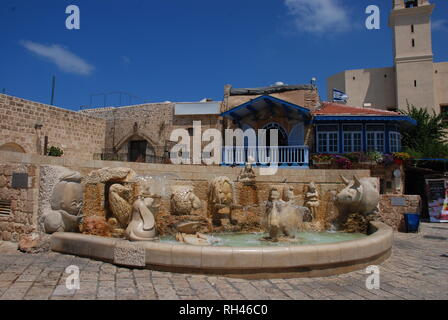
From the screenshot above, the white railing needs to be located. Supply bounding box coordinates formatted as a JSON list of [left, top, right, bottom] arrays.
[[222, 146, 309, 166]]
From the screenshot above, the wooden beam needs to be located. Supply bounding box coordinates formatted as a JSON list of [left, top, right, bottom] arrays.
[[264, 98, 276, 117]]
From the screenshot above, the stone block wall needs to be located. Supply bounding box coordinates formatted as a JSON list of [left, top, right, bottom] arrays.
[[81, 103, 175, 158], [81, 103, 223, 161], [0, 163, 39, 241], [0, 94, 106, 160], [1, 150, 419, 240], [378, 194, 421, 232]]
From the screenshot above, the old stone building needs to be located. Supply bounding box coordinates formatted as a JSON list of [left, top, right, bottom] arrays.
[[1, 79, 415, 169], [0, 94, 106, 160], [327, 0, 448, 114]]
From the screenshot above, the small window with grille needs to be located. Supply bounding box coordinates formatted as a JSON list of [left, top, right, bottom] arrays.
[[0, 200, 11, 215]]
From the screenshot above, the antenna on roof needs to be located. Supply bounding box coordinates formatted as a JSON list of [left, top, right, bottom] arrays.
[[50, 75, 56, 105]]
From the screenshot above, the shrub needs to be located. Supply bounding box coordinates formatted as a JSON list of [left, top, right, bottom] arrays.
[[393, 152, 411, 161], [332, 155, 352, 169], [366, 151, 383, 163], [47, 146, 64, 157]]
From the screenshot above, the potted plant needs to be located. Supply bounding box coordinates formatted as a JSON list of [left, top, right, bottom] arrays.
[[393, 152, 411, 165], [382, 153, 395, 166], [332, 155, 352, 169], [311, 154, 333, 165], [366, 151, 383, 165]]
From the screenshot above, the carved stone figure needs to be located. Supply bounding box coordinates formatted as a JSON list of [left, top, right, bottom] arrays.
[[209, 176, 235, 226], [108, 184, 133, 236], [264, 187, 304, 242], [284, 185, 298, 203], [125, 191, 160, 242], [237, 156, 256, 185], [335, 175, 380, 216], [304, 182, 320, 222], [175, 232, 219, 246], [170, 186, 202, 216], [42, 171, 83, 234]]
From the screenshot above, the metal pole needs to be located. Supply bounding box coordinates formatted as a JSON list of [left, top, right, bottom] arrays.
[[50, 76, 56, 105]]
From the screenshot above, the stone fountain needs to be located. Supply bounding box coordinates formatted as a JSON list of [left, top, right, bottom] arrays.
[[45, 163, 393, 278]]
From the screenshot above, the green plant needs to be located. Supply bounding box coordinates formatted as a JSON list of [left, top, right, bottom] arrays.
[[311, 154, 333, 162], [366, 151, 383, 163], [47, 146, 64, 157], [344, 152, 363, 162], [393, 152, 411, 161], [399, 104, 448, 158]]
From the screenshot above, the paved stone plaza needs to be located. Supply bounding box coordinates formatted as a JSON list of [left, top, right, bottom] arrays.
[[0, 223, 447, 300]]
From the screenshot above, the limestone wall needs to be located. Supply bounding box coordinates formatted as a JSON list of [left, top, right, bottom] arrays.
[[0, 94, 106, 160], [0, 163, 39, 241], [1, 150, 373, 239], [81, 103, 222, 160], [378, 194, 421, 232]]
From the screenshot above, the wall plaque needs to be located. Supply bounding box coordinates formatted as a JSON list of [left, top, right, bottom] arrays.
[[391, 197, 406, 206], [11, 173, 29, 189]]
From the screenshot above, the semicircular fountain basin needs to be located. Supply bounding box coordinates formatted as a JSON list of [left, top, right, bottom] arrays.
[[50, 221, 393, 279]]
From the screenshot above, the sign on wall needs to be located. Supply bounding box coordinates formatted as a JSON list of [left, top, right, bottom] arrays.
[[425, 178, 448, 223]]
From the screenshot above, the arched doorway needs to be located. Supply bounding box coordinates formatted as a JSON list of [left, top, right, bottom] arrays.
[[0, 142, 26, 153], [261, 123, 288, 147], [128, 139, 156, 163]]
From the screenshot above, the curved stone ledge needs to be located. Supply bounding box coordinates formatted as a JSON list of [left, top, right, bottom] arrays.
[[50, 221, 393, 279]]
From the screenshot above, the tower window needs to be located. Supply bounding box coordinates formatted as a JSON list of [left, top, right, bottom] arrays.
[[414, 80, 417, 87], [412, 39, 415, 47], [384, 74, 387, 78], [411, 25, 414, 33], [405, 0, 418, 8], [353, 76, 356, 80]]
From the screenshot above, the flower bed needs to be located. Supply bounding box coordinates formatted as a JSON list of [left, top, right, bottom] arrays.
[[311, 152, 411, 169]]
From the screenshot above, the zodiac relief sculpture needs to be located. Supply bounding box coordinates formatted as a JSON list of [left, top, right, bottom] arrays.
[[209, 176, 235, 226], [125, 189, 160, 242], [170, 186, 202, 216], [304, 182, 320, 222], [107, 184, 133, 237], [42, 170, 83, 234], [264, 187, 305, 242], [335, 175, 380, 216], [237, 156, 256, 185]]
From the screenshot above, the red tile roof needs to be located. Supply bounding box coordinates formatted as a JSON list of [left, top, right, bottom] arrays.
[[313, 102, 400, 116]]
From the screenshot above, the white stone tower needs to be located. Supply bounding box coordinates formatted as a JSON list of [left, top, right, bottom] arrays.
[[389, 0, 437, 112]]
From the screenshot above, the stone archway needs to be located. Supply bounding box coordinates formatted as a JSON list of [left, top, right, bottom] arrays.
[[262, 122, 288, 147], [0, 142, 26, 153]]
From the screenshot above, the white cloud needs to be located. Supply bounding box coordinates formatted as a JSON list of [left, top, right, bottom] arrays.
[[284, 0, 351, 35], [432, 19, 448, 32], [20, 40, 94, 75]]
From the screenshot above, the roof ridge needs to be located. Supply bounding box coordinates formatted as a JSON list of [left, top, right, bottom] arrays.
[[320, 102, 399, 115]]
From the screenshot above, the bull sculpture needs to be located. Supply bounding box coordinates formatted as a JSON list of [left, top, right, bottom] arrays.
[[335, 175, 380, 216]]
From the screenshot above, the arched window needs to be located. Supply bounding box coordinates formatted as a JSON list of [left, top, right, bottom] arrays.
[[0, 142, 26, 153], [289, 123, 305, 146]]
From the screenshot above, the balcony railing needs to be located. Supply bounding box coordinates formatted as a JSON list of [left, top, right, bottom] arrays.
[[222, 146, 309, 167]]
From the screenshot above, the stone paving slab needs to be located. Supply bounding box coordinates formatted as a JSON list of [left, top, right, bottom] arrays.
[[0, 223, 447, 300]]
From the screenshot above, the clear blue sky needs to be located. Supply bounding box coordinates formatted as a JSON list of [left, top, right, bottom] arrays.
[[1, 0, 447, 110]]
